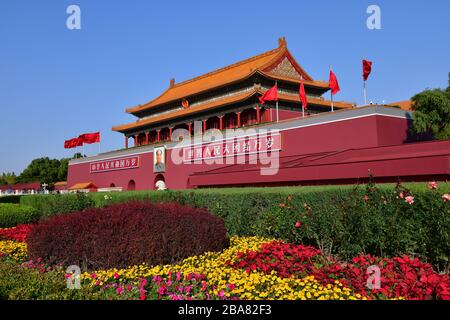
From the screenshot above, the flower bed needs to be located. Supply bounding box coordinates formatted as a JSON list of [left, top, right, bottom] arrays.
[[0, 241, 27, 261], [0, 224, 33, 242], [1, 230, 448, 300], [230, 241, 450, 300]]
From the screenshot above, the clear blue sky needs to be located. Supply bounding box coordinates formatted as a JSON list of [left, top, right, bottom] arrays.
[[1, 0, 449, 174]]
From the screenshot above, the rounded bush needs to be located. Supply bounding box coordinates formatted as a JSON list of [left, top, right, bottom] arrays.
[[27, 201, 229, 270], [0, 204, 40, 228]]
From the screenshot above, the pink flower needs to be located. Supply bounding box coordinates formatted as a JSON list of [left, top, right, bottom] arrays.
[[113, 272, 120, 279], [363, 195, 369, 202], [399, 192, 405, 199], [91, 273, 97, 279], [405, 196, 414, 205], [442, 194, 450, 202], [140, 294, 146, 300], [201, 281, 207, 292], [157, 286, 166, 295], [227, 283, 235, 291], [295, 221, 301, 228], [116, 286, 124, 295], [65, 273, 72, 279], [126, 285, 133, 292], [176, 272, 181, 281], [428, 181, 438, 190], [279, 203, 286, 208]]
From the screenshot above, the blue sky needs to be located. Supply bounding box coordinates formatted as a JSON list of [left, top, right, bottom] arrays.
[[1, 0, 449, 174]]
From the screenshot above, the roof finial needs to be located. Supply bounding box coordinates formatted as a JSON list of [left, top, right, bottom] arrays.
[[170, 78, 175, 88], [278, 36, 287, 48]]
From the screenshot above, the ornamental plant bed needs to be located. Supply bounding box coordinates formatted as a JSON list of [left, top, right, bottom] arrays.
[[230, 241, 450, 300], [27, 201, 229, 270]]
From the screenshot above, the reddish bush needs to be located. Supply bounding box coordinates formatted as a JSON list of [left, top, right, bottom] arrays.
[[27, 201, 229, 270]]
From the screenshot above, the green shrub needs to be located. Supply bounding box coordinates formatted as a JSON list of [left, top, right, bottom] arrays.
[[0, 203, 40, 228], [0, 195, 22, 204], [87, 183, 450, 271], [20, 193, 94, 218]]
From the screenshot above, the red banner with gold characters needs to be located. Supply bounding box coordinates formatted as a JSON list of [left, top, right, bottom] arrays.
[[90, 156, 139, 173], [182, 133, 281, 162]]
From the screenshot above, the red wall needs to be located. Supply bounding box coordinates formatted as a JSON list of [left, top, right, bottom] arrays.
[[67, 114, 411, 190]]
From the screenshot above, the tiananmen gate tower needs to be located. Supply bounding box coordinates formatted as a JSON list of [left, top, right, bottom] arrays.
[[66, 38, 450, 192]]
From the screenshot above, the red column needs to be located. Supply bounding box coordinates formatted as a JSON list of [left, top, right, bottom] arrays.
[[203, 119, 207, 133], [236, 112, 241, 128], [156, 130, 161, 142], [169, 127, 173, 141], [256, 105, 261, 124], [134, 134, 139, 146], [145, 132, 149, 145], [187, 122, 192, 135], [125, 136, 129, 149], [219, 115, 223, 130]]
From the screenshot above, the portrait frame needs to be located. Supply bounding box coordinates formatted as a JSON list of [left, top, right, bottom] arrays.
[[153, 146, 166, 173]]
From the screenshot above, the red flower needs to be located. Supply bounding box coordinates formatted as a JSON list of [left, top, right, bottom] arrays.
[[295, 221, 301, 228]]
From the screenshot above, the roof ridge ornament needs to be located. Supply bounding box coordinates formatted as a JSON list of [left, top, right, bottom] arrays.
[[170, 78, 175, 88], [278, 36, 287, 48]]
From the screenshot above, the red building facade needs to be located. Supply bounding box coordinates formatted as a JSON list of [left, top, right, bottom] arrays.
[[67, 39, 450, 191]]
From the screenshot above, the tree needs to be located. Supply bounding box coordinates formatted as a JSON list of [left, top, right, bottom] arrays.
[[411, 73, 450, 140], [17, 157, 72, 184], [0, 172, 17, 185]]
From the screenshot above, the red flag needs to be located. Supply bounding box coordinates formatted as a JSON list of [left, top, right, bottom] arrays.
[[79, 132, 100, 144], [362, 59, 372, 81], [259, 84, 278, 104], [329, 70, 340, 95], [299, 79, 307, 110], [64, 138, 83, 149]]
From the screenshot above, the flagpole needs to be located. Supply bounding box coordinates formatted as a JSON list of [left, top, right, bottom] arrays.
[[330, 65, 334, 112], [276, 100, 279, 123], [363, 56, 367, 106], [300, 75, 304, 118], [364, 80, 367, 105], [275, 81, 279, 123]]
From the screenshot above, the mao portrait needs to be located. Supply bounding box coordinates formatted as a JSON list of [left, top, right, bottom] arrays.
[[153, 146, 166, 173]]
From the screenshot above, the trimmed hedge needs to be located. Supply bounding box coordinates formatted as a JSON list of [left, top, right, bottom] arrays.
[[27, 201, 229, 270], [0, 204, 40, 228], [0, 195, 22, 204], [20, 183, 450, 271], [20, 193, 93, 219]]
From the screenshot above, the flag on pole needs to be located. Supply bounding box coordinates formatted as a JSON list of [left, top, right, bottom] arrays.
[[299, 78, 307, 116], [362, 59, 373, 81], [64, 138, 83, 149], [259, 84, 278, 104], [329, 69, 340, 95], [78, 132, 100, 144]]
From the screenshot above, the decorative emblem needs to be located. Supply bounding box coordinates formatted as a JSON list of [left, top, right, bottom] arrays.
[[182, 99, 190, 109]]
